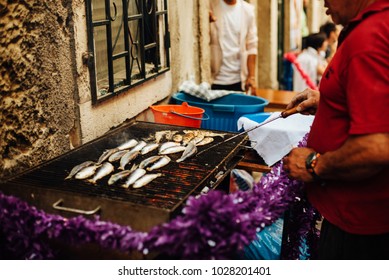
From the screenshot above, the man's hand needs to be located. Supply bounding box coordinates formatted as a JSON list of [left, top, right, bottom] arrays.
[[209, 11, 217, 23], [286, 88, 320, 115], [244, 77, 256, 95], [282, 147, 316, 182]]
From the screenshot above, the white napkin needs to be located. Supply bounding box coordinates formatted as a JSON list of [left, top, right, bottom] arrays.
[[178, 80, 238, 101], [237, 113, 314, 166]]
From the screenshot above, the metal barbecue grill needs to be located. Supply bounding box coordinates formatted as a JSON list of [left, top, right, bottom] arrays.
[[0, 121, 247, 232]]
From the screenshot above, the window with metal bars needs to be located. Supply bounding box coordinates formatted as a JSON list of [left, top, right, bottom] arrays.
[[86, 0, 170, 104]]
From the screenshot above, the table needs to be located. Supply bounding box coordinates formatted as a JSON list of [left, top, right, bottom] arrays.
[[255, 88, 297, 111]]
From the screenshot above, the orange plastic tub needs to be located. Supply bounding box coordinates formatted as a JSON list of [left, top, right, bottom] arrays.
[[150, 102, 207, 128]]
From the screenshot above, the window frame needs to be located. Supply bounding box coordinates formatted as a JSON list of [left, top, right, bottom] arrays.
[[85, 0, 170, 105]]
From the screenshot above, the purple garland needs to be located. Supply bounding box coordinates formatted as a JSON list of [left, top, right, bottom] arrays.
[[0, 134, 320, 260]]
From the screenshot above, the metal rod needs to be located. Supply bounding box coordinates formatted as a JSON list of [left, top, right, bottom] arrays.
[[196, 106, 299, 156]]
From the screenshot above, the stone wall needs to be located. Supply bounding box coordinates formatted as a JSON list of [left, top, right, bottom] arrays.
[[0, 0, 204, 180], [0, 1, 78, 180]]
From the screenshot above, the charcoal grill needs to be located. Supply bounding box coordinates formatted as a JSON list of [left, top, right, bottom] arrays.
[[0, 121, 247, 233]]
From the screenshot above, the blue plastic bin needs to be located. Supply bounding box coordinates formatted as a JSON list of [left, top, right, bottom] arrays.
[[238, 112, 271, 132], [171, 92, 269, 132], [242, 112, 271, 124]]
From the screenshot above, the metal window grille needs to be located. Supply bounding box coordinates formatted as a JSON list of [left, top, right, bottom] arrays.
[[86, 0, 170, 104]]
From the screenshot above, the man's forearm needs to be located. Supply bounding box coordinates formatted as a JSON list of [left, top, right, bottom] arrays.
[[247, 54, 256, 79], [316, 133, 389, 181]]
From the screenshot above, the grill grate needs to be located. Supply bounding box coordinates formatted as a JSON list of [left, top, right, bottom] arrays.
[[1, 121, 247, 228]]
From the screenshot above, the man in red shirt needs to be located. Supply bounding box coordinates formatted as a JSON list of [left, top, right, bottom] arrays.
[[283, 0, 389, 259]]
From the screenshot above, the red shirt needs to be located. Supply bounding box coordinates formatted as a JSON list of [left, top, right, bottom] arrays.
[[307, 0, 389, 234]]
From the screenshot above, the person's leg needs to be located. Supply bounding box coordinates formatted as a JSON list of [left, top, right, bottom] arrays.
[[319, 219, 389, 260]]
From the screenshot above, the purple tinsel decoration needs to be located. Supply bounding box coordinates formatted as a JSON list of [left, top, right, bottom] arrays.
[[0, 133, 320, 260]]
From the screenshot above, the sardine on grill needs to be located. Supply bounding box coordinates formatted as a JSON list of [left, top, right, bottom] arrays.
[[74, 164, 101, 180], [159, 145, 186, 155], [88, 162, 114, 184], [141, 143, 159, 155], [121, 168, 147, 188], [158, 141, 181, 154], [119, 150, 140, 170], [132, 173, 163, 189], [108, 150, 129, 162], [117, 139, 138, 150], [139, 155, 163, 169], [177, 140, 197, 163], [196, 137, 214, 146], [108, 170, 132, 185], [146, 156, 171, 171], [97, 148, 119, 164], [65, 160, 95, 180]]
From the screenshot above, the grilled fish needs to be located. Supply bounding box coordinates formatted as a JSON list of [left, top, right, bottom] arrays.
[[182, 132, 195, 145], [147, 156, 171, 171], [159, 145, 186, 155], [108, 150, 129, 162], [65, 160, 95, 180], [141, 143, 159, 155], [139, 155, 163, 169], [122, 168, 147, 188], [132, 173, 163, 189], [97, 148, 119, 164], [88, 162, 114, 184], [172, 134, 183, 143], [74, 164, 101, 180], [159, 141, 181, 154], [108, 170, 132, 185], [130, 140, 147, 153], [183, 130, 226, 139], [155, 130, 179, 143], [177, 140, 197, 162], [119, 150, 140, 170], [117, 139, 138, 150], [196, 137, 214, 146]]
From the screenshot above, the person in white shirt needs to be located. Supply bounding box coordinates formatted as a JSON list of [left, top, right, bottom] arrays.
[[293, 33, 328, 92], [209, 0, 258, 95]]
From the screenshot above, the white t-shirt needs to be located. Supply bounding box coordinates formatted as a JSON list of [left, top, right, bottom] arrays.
[[213, 0, 242, 85], [293, 47, 320, 92]]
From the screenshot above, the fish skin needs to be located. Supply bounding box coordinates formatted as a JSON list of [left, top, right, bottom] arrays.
[[172, 134, 183, 143], [141, 143, 159, 155], [155, 130, 179, 143], [202, 131, 226, 138], [122, 168, 146, 188], [196, 137, 214, 146], [108, 150, 129, 162], [132, 173, 163, 189], [176, 141, 197, 163], [139, 155, 163, 169], [183, 129, 226, 139], [146, 156, 171, 171], [158, 141, 181, 154], [119, 150, 140, 170], [182, 132, 195, 145], [129, 140, 147, 152], [97, 148, 119, 164], [108, 170, 132, 185], [65, 161, 95, 180], [117, 139, 138, 150], [88, 162, 114, 184], [74, 164, 101, 180], [159, 145, 186, 155], [192, 133, 205, 144]]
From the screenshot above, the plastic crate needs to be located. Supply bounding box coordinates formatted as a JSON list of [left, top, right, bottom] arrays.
[[171, 92, 269, 132]]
